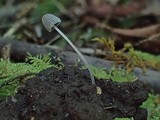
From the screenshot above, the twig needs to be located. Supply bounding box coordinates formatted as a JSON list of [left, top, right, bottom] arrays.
[[135, 33, 160, 46]]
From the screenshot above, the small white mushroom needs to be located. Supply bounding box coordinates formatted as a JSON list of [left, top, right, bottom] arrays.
[[42, 14, 61, 32], [42, 14, 95, 84]]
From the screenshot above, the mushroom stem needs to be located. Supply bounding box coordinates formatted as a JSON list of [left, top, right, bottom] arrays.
[[54, 26, 95, 84]]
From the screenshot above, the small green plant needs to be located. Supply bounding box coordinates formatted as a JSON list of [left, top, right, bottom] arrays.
[[113, 94, 160, 120], [142, 94, 160, 120], [26, 53, 57, 70]]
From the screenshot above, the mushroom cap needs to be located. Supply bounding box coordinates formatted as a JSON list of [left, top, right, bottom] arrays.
[[42, 14, 61, 32]]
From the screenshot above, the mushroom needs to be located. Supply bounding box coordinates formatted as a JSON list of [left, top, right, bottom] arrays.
[[42, 14, 95, 84]]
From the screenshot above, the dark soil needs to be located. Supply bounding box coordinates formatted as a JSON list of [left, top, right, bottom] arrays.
[[0, 65, 148, 120]]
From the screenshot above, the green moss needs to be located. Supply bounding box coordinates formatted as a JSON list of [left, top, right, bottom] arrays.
[[134, 51, 160, 71], [90, 66, 136, 82], [0, 53, 62, 99], [95, 37, 160, 72]]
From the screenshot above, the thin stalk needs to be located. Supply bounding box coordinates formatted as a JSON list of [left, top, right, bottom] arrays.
[[54, 26, 95, 84]]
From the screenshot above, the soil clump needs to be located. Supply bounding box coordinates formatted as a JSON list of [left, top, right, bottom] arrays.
[[0, 65, 148, 120]]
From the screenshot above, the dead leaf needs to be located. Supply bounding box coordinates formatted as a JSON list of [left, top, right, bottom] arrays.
[[135, 33, 160, 46], [86, 0, 104, 6], [103, 24, 160, 38], [113, 4, 141, 16], [87, 2, 143, 18], [82, 16, 100, 27], [135, 33, 160, 54], [87, 4, 112, 18]]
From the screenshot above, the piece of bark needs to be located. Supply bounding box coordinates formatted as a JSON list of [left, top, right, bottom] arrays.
[[0, 37, 58, 62]]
